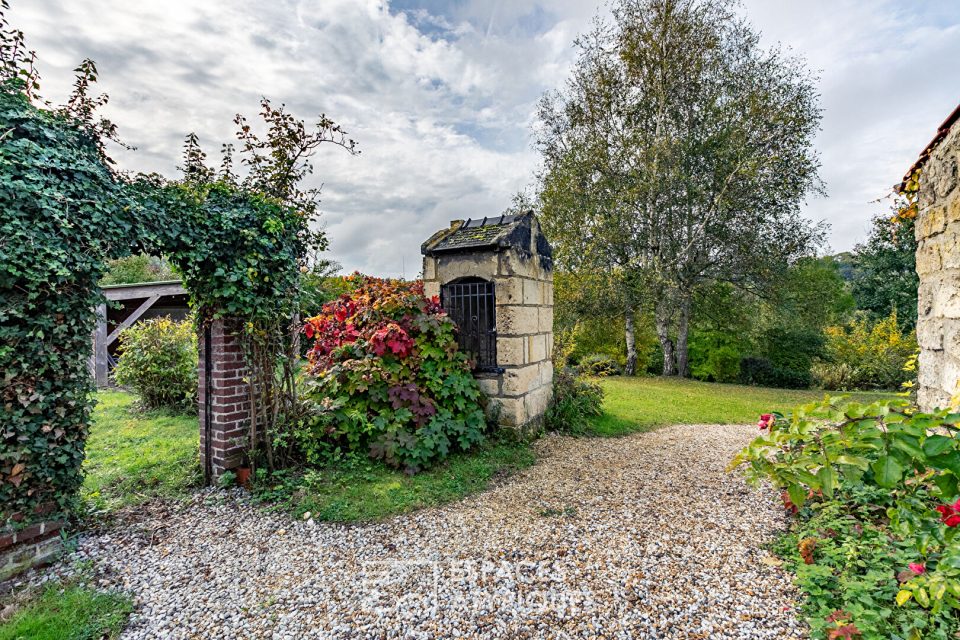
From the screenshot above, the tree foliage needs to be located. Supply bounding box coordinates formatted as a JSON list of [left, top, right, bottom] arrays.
[[851, 213, 919, 330], [536, 0, 824, 376]]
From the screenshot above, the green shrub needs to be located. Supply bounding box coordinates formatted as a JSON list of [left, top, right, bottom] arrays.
[[819, 310, 917, 390], [738, 356, 811, 389], [692, 345, 741, 383], [113, 317, 197, 412], [544, 368, 604, 434], [688, 328, 746, 383], [810, 361, 860, 391], [562, 316, 657, 372], [301, 276, 486, 473], [764, 325, 824, 374], [731, 398, 960, 637], [578, 353, 622, 377]]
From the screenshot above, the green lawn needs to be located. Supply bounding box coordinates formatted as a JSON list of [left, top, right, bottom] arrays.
[[0, 584, 132, 640], [79, 380, 897, 522], [258, 441, 536, 522], [82, 390, 200, 514], [589, 375, 897, 436]]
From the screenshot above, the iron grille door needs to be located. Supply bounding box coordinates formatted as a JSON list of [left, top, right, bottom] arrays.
[[441, 279, 499, 372]]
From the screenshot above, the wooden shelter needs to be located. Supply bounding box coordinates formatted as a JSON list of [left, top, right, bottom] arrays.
[[90, 280, 190, 387]]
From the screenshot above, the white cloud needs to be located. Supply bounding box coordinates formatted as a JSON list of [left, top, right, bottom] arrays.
[[11, 0, 960, 274]]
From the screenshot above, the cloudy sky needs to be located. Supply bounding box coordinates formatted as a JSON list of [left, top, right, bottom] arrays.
[[12, 1, 960, 276]]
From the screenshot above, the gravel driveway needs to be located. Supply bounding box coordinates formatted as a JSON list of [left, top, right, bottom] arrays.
[[58, 424, 805, 639]]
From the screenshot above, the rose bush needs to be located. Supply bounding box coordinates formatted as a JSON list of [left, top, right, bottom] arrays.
[[300, 275, 487, 472], [731, 398, 960, 637]]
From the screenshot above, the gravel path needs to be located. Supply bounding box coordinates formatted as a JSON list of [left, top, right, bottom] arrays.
[[52, 424, 804, 639]]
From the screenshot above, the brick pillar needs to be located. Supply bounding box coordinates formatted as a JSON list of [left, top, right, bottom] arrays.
[[199, 318, 251, 483], [0, 503, 65, 582]]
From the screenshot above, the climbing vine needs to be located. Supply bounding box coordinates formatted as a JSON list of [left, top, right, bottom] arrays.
[[0, 12, 137, 524], [893, 169, 921, 224], [0, 1, 356, 527], [135, 100, 358, 473]]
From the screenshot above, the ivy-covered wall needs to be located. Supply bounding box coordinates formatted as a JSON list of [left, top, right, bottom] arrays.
[[0, 88, 136, 526]]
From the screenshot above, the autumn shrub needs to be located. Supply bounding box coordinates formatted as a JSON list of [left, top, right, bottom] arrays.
[[113, 317, 198, 412], [300, 276, 486, 472], [816, 310, 917, 390], [544, 368, 604, 434], [731, 398, 960, 637]]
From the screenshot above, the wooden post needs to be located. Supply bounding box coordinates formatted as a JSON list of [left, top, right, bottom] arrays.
[[93, 303, 108, 388]]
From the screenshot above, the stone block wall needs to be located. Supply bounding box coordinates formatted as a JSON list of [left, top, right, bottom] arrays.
[[916, 122, 960, 410], [199, 318, 251, 481], [423, 224, 554, 434], [0, 502, 64, 582]]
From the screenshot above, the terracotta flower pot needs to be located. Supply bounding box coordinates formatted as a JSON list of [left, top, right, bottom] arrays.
[[235, 466, 252, 488]]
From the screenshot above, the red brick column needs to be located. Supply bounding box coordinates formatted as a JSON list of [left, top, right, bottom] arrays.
[[199, 319, 251, 483]]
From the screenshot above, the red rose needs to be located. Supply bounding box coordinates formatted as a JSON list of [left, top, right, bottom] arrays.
[[936, 499, 960, 527], [758, 413, 775, 430]]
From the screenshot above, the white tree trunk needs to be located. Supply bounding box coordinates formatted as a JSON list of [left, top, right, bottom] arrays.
[[655, 299, 676, 376], [676, 294, 691, 378], [624, 308, 637, 376]]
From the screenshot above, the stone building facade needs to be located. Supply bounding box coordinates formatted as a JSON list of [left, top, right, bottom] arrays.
[[912, 104, 960, 411], [422, 213, 554, 434]]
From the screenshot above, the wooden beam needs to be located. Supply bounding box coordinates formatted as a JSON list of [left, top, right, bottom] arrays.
[[93, 303, 108, 388], [106, 294, 161, 346], [102, 282, 186, 301]]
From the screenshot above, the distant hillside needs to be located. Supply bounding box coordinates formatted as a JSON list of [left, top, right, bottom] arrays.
[[831, 251, 858, 282]]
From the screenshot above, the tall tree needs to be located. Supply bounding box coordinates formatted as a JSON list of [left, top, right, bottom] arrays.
[[535, 0, 824, 376], [851, 213, 918, 330]]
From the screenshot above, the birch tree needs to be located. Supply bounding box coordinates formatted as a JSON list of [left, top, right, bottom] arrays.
[[536, 0, 823, 375]]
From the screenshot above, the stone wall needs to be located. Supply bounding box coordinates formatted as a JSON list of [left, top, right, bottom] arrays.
[[916, 123, 960, 410], [199, 318, 251, 481], [423, 230, 554, 434]]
